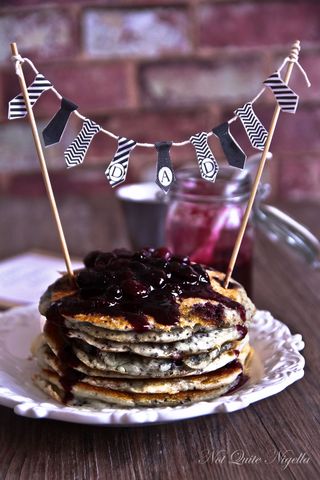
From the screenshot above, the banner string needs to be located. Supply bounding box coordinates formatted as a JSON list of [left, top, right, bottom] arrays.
[[11, 54, 310, 149]]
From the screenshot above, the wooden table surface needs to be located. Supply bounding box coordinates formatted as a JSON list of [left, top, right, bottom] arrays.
[[0, 202, 319, 480]]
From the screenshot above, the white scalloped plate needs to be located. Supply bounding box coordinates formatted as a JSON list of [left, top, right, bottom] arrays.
[[0, 305, 304, 426]]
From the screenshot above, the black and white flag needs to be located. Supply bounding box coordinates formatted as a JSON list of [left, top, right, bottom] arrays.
[[42, 97, 78, 146], [64, 119, 100, 168], [8, 73, 52, 120], [105, 137, 136, 187], [189, 132, 219, 182], [212, 122, 246, 169], [155, 141, 175, 193], [263, 71, 299, 114], [234, 102, 268, 151]]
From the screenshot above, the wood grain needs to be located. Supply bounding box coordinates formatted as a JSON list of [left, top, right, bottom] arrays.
[[0, 201, 319, 480]]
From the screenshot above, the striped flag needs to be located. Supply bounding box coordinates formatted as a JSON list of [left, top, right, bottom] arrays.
[[234, 102, 268, 151], [189, 132, 219, 182], [8, 73, 52, 120], [64, 119, 100, 168], [105, 137, 136, 187], [264, 71, 299, 114]]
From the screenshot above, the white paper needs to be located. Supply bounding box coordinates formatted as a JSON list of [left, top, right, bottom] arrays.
[[0, 252, 83, 306]]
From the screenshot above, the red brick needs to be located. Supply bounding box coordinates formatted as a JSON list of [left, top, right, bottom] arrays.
[[0, 73, 5, 121], [0, 186, 127, 259], [140, 55, 267, 108], [2, 0, 87, 4], [271, 105, 320, 154], [102, 109, 217, 142], [2, 62, 132, 117], [0, 121, 40, 172], [2, 0, 186, 5], [83, 8, 191, 59], [221, 102, 320, 200], [0, 9, 78, 63], [273, 50, 320, 103], [222, 102, 320, 156], [198, 2, 320, 48], [0, 114, 82, 172], [0, 169, 112, 197], [278, 154, 320, 201], [225, 104, 320, 160]]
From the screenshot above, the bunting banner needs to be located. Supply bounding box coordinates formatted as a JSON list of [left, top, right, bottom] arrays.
[[8, 54, 310, 190], [189, 132, 219, 182], [234, 102, 268, 151], [105, 137, 136, 187], [263, 72, 299, 114], [212, 122, 247, 169], [8, 73, 52, 119], [155, 141, 175, 193], [64, 119, 100, 168], [42, 97, 78, 146]]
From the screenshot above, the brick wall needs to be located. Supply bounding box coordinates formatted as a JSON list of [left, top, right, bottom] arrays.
[[0, 0, 319, 258]]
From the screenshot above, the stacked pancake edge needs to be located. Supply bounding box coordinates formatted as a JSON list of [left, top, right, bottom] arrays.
[[33, 268, 255, 408]]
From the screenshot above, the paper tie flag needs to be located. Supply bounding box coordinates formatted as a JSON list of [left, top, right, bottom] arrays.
[[64, 119, 100, 168], [263, 71, 299, 114], [8, 53, 308, 190], [155, 141, 175, 193], [42, 97, 78, 146], [8, 73, 52, 120], [189, 132, 219, 182], [234, 102, 268, 151], [212, 122, 246, 169], [105, 137, 136, 187]]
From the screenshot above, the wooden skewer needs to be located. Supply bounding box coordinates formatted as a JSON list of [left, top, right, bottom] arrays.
[[223, 40, 301, 289], [10, 42, 75, 283]]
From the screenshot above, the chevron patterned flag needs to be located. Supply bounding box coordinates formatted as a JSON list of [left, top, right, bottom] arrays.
[[263, 71, 299, 114], [189, 132, 219, 182], [8, 73, 52, 120], [105, 137, 136, 187], [64, 119, 100, 168], [234, 102, 268, 151], [212, 122, 247, 169]]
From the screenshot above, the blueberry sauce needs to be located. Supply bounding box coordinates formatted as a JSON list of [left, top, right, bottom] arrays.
[[45, 247, 247, 333], [236, 324, 248, 339], [190, 302, 225, 327], [44, 304, 84, 403]]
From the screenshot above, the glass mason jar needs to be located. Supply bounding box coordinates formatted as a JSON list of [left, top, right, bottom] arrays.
[[165, 167, 254, 294]]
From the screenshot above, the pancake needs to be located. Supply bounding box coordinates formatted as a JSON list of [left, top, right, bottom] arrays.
[[33, 370, 242, 407], [35, 341, 251, 394], [39, 270, 255, 333], [33, 345, 252, 407], [64, 318, 195, 343], [33, 248, 255, 407], [66, 325, 244, 357], [37, 332, 248, 378]]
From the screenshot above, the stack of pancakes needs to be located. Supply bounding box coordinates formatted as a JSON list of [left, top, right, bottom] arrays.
[[33, 248, 255, 407]]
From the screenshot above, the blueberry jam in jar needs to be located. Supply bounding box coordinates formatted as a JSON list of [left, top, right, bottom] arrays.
[[166, 167, 254, 295]]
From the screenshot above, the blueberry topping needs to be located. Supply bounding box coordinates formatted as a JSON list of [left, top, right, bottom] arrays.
[[49, 247, 246, 332]]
